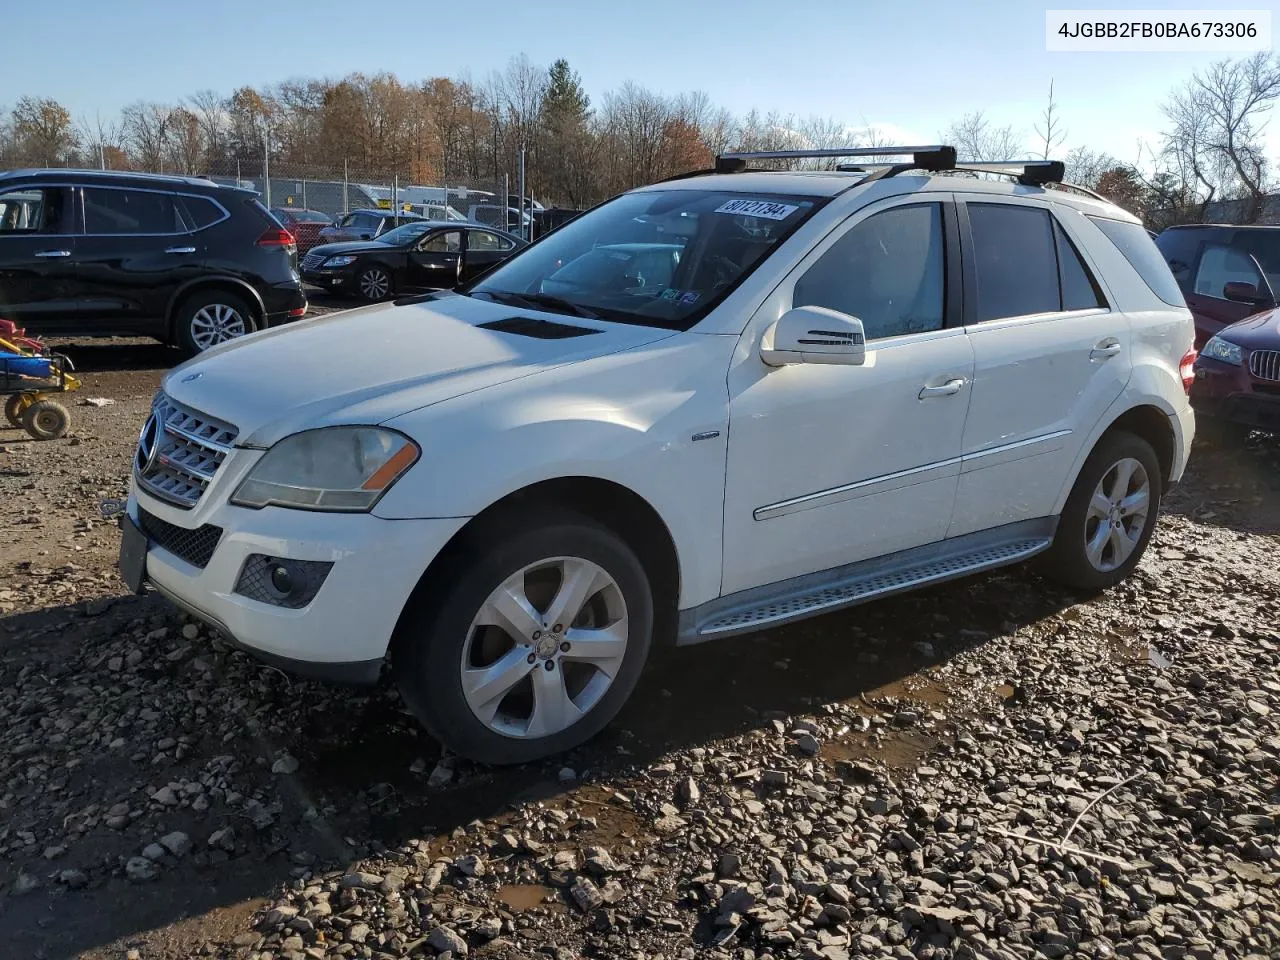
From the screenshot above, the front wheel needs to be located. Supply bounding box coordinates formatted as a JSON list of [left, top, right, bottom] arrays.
[[1038, 430, 1162, 591], [357, 266, 393, 301], [393, 510, 653, 765], [21, 399, 70, 440]]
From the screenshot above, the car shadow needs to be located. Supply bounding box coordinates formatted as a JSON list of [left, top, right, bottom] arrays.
[[0, 564, 1081, 959]]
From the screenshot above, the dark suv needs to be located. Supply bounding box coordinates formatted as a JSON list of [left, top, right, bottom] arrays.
[[0, 169, 307, 355], [1154, 224, 1280, 347]]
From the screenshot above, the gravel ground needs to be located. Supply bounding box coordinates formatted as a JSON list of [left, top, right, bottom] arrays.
[[1, 315, 1278, 960]]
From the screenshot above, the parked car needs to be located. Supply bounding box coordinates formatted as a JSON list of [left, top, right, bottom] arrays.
[[301, 222, 525, 300], [468, 204, 532, 234], [1154, 223, 1280, 347], [317, 208, 426, 244], [0, 169, 306, 355], [122, 148, 1195, 764], [269, 207, 333, 254], [1190, 303, 1280, 442], [405, 203, 468, 222]]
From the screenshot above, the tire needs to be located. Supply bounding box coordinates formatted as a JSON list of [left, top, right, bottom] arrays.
[[356, 265, 393, 301], [393, 509, 653, 765], [1039, 430, 1162, 592], [4, 395, 25, 428], [21, 400, 70, 440], [1194, 416, 1249, 448], [173, 290, 255, 357]]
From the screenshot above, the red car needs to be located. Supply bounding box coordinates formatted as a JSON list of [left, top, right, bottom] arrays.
[[1191, 303, 1280, 442], [270, 208, 333, 254]]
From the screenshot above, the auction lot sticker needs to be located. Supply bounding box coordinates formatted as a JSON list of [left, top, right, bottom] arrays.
[[1046, 10, 1271, 51], [715, 199, 799, 220]]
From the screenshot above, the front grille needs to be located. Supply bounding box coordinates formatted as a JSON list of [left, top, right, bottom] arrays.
[[137, 507, 223, 569], [135, 394, 237, 508], [1249, 349, 1280, 382], [301, 252, 325, 270]]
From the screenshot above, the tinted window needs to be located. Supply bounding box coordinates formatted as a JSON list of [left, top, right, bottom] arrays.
[[291, 209, 331, 223], [968, 204, 1059, 321], [794, 203, 945, 340], [1087, 216, 1185, 307], [84, 188, 185, 234], [1234, 231, 1280, 297], [0, 186, 71, 234], [1054, 221, 1106, 310], [180, 196, 224, 230], [468, 230, 514, 252], [1154, 228, 1202, 289], [1194, 244, 1263, 300], [351, 214, 378, 231]]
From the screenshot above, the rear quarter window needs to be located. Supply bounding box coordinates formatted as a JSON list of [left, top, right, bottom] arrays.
[[1088, 216, 1185, 307]]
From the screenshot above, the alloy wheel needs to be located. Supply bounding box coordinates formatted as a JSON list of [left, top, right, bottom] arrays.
[[189, 303, 247, 351], [460, 556, 628, 739], [1083, 457, 1150, 572], [359, 268, 390, 299]]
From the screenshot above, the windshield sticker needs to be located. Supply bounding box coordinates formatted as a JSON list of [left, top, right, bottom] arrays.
[[679, 291, 701, 304], [660, 288, 681, 301], [714, 199, 799, 220]]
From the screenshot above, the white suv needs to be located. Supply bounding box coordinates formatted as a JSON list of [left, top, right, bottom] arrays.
[[120, 147, 1196, 764]]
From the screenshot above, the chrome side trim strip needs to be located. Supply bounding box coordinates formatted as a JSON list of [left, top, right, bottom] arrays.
[[754, 457, 961, 521], [960, 429, 1072, 469]]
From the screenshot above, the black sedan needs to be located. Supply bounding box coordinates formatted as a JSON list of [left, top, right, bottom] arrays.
[[300, 221, 526, 301]]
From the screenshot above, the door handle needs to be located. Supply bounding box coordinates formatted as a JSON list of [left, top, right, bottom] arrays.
[[919, 377, 966, 399], [34, 249, 71, 258], [165, 246, 197, 255], [1090, 339, 1122, 360]]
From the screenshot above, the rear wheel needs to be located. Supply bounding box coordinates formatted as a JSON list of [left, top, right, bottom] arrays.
[[21, 400, 70, 440], [174, 290, 255, 357], [1039, 431, 1162, 591], [357, 266, 393, 301], [393, 510, 653, 765]]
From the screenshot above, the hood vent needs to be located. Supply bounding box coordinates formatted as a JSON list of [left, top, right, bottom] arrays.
[[478, 316, 601, 339]]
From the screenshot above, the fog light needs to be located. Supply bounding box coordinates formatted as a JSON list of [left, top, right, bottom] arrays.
[[234, 554, 333, 609], [269, 564, 293, 596]]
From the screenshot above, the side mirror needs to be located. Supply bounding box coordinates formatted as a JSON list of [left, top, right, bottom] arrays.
[[1223, 280, 1272, 306], [761, 306, 866, 367]]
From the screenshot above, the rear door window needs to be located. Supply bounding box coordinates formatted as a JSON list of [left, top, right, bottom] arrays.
[[84, 188, 185, 235], [967, 203, 1060, 321], [1054, 221, 1107, 311]]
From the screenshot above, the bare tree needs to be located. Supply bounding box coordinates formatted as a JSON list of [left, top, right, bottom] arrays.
[[1163, 52, 1280, 222], [187, 89, 228, 168], [943, 111, 1024, 162], [77, 111, 123, 169], [121, 101, 175, 172], [1034, 80, 1067, 160], [1063, 146, 1120, 189]]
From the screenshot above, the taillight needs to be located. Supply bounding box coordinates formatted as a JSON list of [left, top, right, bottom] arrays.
[[257, 228, 296, 249], [1179, 347, 1197, 394]]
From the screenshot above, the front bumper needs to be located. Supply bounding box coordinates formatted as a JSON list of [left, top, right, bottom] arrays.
[[127, 487, 466, 682], [1191, 358, 1280, 431], [300, 265, 357, 292]]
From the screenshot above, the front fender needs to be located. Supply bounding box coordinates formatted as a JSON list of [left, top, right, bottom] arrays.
[[372, 335, 738, 609]]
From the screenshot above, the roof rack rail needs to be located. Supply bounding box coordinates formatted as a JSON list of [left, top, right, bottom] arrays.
[[714, 145, 957, 174]]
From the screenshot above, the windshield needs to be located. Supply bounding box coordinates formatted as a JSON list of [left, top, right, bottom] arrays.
[[377, 222, 434, 245], [467, 189, 822, 328], [290, 209, 331, 223]]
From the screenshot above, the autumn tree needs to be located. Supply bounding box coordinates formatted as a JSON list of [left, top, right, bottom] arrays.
[[1095, 166, 1147, 216], [11, 96, 77, 165]]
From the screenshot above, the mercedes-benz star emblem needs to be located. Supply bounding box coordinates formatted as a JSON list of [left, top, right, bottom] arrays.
[[136, 414, 161, 474]]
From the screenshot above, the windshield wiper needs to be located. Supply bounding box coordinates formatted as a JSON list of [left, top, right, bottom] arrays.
[[474, 289, 600, 320]]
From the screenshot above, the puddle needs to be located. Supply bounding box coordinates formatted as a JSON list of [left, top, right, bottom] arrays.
[[497, 883, 557, 911], [862, 676, 951, 707]]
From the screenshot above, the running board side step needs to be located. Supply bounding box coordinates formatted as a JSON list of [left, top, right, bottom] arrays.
[[678, 520, 1056, 644]]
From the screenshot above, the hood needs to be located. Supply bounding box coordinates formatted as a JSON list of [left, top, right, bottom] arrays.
[[1219, 306, 1280, 350], [305, 240, 386, 257], [161, 294, 677, 446]]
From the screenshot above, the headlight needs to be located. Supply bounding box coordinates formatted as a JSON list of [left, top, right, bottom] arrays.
[[1201, 336, 1243, 366], [323, 255, 357, 267], [231, 427, 419, 512]]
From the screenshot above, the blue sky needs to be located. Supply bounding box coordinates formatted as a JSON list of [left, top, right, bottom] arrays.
[[2, 0, 1273, 165]]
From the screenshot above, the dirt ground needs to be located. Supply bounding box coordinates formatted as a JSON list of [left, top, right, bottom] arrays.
[[1, 306, 1278, 960]]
